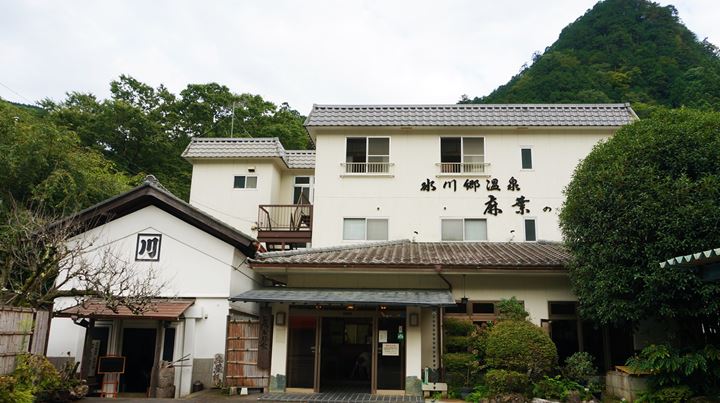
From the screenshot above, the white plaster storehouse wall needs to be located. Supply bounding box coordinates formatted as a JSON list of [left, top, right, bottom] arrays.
[[46, 205, 261, 396]]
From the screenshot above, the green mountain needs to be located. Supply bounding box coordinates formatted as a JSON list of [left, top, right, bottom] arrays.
[[462, 0, 720, 112]]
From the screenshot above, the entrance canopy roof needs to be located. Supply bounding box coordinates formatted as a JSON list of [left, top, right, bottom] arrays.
[[56, 298, 195, 321], [231, 288, 455, 307]]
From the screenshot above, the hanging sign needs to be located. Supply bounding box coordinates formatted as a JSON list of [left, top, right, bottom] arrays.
[[382, 343, 400, 356]]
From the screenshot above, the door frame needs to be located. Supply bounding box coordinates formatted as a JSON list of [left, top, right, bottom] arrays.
[[287, 307, 406, 395]]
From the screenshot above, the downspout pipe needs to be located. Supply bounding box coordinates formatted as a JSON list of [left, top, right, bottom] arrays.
[[434, 264, 450, 383]]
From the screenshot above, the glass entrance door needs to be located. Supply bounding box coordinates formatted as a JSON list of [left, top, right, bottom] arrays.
[[287, 315, 317, 389], [319, 317, 372, 393], [376, 315, 405, 390]]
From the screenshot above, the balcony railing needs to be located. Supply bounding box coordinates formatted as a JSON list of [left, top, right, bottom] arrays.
[[342, 162, 393, 174], [437, 162, 490, 174], [257, 204, 313, 232]]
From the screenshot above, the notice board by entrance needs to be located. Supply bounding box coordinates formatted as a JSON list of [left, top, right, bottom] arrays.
[[97, 356, 126, 374]]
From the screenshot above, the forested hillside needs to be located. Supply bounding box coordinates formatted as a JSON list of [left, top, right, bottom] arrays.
[[461, 0, 720, 113], [0, 76, 309, 223]]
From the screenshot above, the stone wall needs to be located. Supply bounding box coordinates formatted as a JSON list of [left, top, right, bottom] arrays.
[[605, 370, 648, 402]]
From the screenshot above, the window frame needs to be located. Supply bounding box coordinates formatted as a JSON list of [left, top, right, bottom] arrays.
[[233, 175, 258, 190], [440, 218, 488, 242], [342, 217, 389, 241], [439, 136, 486, 173], [520, 146, 534, 170], [444, 300, 525, 324], [292, 176, 313, 204], [344, 136, 391, 174], [524, 217, 537, 242]]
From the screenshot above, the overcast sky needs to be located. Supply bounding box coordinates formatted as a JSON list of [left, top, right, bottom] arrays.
[[1, 0, 718, 113]]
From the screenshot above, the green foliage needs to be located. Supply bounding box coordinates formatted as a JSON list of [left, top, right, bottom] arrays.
[[465, 384, 490, 403], [532, 375, 595, 402], [495, 297, 529, 322], [484, 369, 530, 396], [445, 335, 470, 353], [43, 75, 310, 200], [461, 0, 720, 111], [560, 109, 720, 325], [13, 354, 61, 395], [468, 322, 492, 360], [627, 344, 720, 396], [444, 318, 476, 336], [0, 100, 134, 217], [443, 353, 480, 387], [562, 352, 597, 384], [485, 319, 558, 380], [0, 376, 33, 403], [637, 385, 694, 403]]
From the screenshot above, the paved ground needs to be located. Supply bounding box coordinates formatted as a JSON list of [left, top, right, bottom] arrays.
[[84, 388, 259, 402]]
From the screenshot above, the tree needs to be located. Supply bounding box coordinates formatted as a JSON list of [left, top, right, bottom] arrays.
[[0, 100, 134, 218], [559, 109, 720, 331], [44, 75, 310, 200], [0, 204, 165, 312]]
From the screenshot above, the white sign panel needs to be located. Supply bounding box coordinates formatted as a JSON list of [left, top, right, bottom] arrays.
[[378, 330, 388, 343], [382, 343, 399, 356]]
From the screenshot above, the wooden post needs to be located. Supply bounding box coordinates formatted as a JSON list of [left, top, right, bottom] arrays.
[[79, 319, 95, 379], [148, 322, 164, 397]]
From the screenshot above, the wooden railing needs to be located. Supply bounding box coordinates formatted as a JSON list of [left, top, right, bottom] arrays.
[[257, 205, 313, 232], [342, 162, 392, 174], [438, 162, 489, 174]]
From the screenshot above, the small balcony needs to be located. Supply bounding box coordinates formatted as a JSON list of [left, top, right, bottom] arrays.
[[436, 162, 491, 176], [257, 204, 313, 246], [341, 162, 394, 176]]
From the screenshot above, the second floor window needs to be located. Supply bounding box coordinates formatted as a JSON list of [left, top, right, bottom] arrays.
[[524, 218, 537, 241], [441, 218, 487, 241], [521, 147, 533, 169], [441, 137, 485, 173], [346, 137, 390, 173], [233, 175, 257, 189], [343, 218, 388, 241]]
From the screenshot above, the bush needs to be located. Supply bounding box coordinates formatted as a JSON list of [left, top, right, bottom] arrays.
[[496, 297, 529, 322], [465, 384, 489, 403], [468, 322, 492, 360], [485, 319, 558, 380], [627, 344, 720, 396], [532, 375, 594, 401], [445, 318, 476, 336], [562, 351, 597, 384], [485, 369, 530, 396], [640, 385, 694, 403], [13, 354, 62, 395], [444, 353, 480, 387], [446, 335, 471, 353], [0, 376, 33, 403]]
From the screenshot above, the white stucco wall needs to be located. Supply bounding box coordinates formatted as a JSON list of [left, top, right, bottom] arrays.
[[286, 272, 574, 326], [310, 127, 612, 247], [46, 204, 260, 396], [188, 159, 282, 236]]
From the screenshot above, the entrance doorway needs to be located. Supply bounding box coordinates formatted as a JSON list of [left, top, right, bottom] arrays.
[[320, 317, 372, 392], [120, 328, 157, 394]]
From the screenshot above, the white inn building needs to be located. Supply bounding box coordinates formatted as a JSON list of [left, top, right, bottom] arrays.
[[49, 103, 639, 398]]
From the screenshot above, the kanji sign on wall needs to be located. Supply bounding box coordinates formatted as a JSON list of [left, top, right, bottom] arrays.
[[135, 233, 162, 261]]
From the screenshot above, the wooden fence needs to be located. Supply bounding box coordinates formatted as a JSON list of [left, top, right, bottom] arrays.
[[225, 319, 270, 389], [0, 306, 51, 374]]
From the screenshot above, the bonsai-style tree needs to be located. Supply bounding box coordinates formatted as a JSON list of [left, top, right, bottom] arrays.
[[560, 109, 720, 335]]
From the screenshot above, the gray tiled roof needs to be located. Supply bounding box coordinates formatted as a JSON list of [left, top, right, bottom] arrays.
[[182, 137, 315, 169], [305, 104, 638, 127], [251, 239, 569, 268], [230, 288, 455, 306], [285, 150, 316, 169]]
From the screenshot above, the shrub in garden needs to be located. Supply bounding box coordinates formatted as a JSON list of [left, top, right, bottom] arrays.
[[445, 317, 476, 336], [445, 335, 471, 353], [444, 352, 480, 387], [495, 297, 529, 322], [562, 351, 597, 384], [485, 369, 530, 396], [468, 322, 492, 361], [485, 319, 558, 380], [532, 375, 594, 402], [0, 376, 33, 403], [643, 385, 694, 403], [627, 344, 720, 397], [13, 354, 62, 395]]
